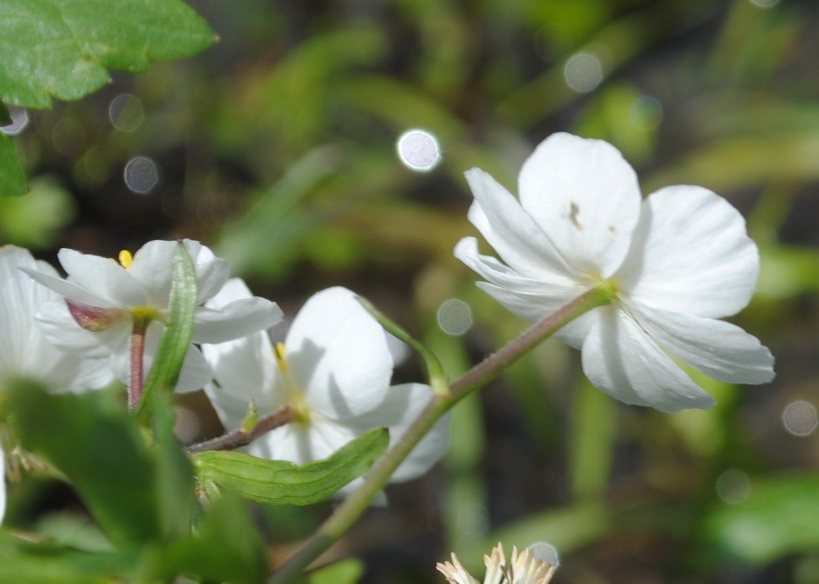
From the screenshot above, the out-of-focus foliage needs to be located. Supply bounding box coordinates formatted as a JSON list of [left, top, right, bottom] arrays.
[[0, 0, 215, 196], [4, 0, 819, 582]]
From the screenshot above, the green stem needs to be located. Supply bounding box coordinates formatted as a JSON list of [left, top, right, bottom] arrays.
[[268, 285, 614, 583]]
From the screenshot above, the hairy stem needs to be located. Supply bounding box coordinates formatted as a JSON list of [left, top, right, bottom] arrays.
[[128, 315, 152, 410], [268, 286, 614, 583], [186, 406, 296, 454]]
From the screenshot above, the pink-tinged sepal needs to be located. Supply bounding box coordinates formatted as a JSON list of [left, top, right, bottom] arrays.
[[66, 300, 128, 332]]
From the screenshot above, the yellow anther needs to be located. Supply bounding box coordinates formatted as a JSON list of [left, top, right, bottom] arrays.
[[274, 342, 288, 372], [118, 249, 134, 269]]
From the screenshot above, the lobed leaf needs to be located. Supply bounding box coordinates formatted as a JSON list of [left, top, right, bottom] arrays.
[[0, 0, 215, 109], [192, 427, 390, 506]]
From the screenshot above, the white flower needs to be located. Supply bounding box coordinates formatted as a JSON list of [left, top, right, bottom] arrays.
[[202, 282, 450, 492], [0, 245, 112, 392], [455, 133, 774, 412], [437, 543, 557, 584], [23, 239, 282, 393]]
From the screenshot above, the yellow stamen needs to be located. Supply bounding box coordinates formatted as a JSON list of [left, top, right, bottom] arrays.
[[118, 249, 134, 270], [274, 342, 288, 373]]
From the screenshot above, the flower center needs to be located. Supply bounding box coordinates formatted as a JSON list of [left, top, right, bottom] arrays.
[[273, 342, 312, 423]]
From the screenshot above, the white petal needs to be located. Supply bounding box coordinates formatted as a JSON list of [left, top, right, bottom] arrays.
[[22, 267, 116, 308], [581, 306, 716, 412], [247, 418, 358, 468], [455, 237, 582, 320], [354, 383, 450, 483], [617, 186, 759, 318], [35, 301, 126, 358], [464, 168, 573, 282], [629, 303, 775, 385], [202, 330, 280, 425], [127, 240, 178, 306], [183, 240, 231, 303], [57, 248, 146, 307], [518, 133, 641, 278], [192, 297, 282, 344], [286, 287, 393, 418]]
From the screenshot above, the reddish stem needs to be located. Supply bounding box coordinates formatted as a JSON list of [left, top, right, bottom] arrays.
[[128, 316, 151, 410]]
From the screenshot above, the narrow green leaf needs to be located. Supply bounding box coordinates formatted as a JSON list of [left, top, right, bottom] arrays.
[[0, 133, 27, 197], [0, 102, 10, 125], [159, 495, 267, 584], [0, 0, 215, 109], [9, 381, 162, 544], [192, 427, 390, 506], [698, 473, 819, 566], [137, 242, 197, 420]]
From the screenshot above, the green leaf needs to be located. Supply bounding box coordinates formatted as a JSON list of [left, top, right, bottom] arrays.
[[0, 177, 75, 242], [0, 0, 215, 109], [0, 531, 137, 584], [153, 394, 196, 540], [159, 495, 267, 584], [698, 473, 819, 566], [0, 133, 27, 196], [137, 242, 197, 420], [0, 102, 10, 125], [192, 427, 390, 506], [9, 382, 162, 544], [296, 558, 365, 584]]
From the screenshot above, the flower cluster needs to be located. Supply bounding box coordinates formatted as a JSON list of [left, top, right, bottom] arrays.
[[0, 239, 453, 522], [456, 133, 774, 412], [437, 542, 557, 584]]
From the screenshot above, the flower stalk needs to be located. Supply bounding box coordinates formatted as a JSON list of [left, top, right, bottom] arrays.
[[268, 285, 614, 583], [128, 313, 152, 409]]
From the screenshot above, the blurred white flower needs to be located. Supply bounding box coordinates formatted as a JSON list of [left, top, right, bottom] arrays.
[[0, 245, 112, 392], [437, 542, 556, 584], [202, 282, 450, 493], [455, 133, 774, 412], [24, 239, 282, 393]]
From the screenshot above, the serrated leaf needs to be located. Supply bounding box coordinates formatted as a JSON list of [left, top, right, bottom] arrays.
[[136, 242, 197, 420], [0, 133, 27, 197], [0, 0, 215, 109], [192, 427, 390, 506]]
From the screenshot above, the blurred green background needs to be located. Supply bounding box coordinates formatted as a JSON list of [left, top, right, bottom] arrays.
[[4, 0, 819, 582]]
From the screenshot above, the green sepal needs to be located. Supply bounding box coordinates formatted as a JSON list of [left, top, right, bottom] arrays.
[[137, 242, 197, 420], [192, 427, 390, 506]]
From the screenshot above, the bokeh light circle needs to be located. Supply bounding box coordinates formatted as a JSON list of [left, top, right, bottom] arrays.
[[782, 400, 818, 437], [123, 156, 159, 194], [396, 129, 441, 171], [564, 52, 603, 93], [437, 298, 472, 336]]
